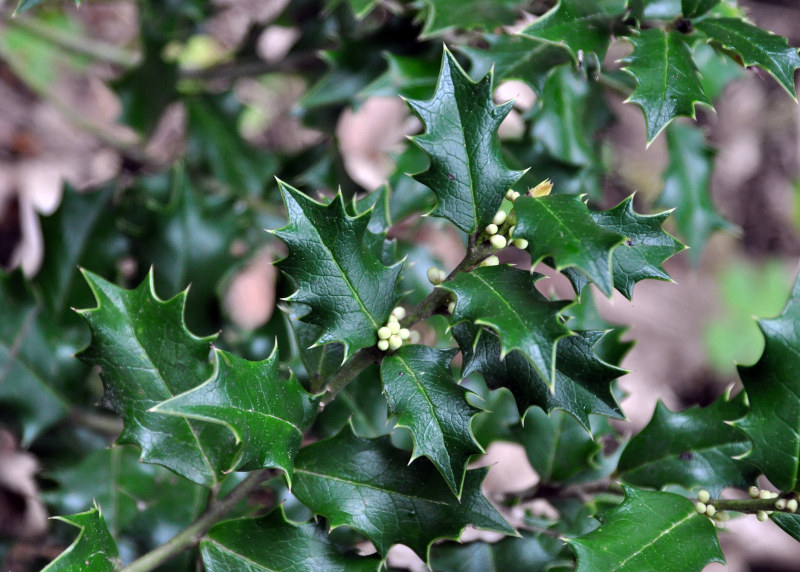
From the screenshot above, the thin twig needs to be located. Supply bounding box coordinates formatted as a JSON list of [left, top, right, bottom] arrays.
[[121, 469, 274, 572]]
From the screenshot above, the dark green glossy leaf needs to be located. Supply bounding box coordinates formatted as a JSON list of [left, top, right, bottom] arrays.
[[289, 303, 346, 388], [734, 270, 800, 491], [0, 271, 74, 445], [441, 265, 573, 389], [418, 0, 528, 37], [381, 345, 482, 497], [45, 445, 205, 540], [623, 29, 712, 142], [568, 485, 725, 571], [430, 532, 569, 572], [532, 65, 601, 167], [682, 0, 720, 18], [459, 35, 570, 95], [771, 512, 800, 542], [36, 186, 127, 318], [696, 18, 800, 97], [521, 0, 626, 62], [408, 48, 524, 234], [517, 408, 600, 484], [360, 53, 440, 100], [561, 196, 685, 299], [513, 194, 627, 296], [618, 391, 758, 495], [315, 364, 393, 439], [129, 170, 247, 332], [153, 348, 317, 482], [76, 270, 236, 487], [659, 123, 733, 264], [455, 324, 623, 429], [185, 96, 278, 196], [273, 181, 402, 361], [43, 506, 121, 572], [201, 508, 381, 571], [292, 426, 515, 560]]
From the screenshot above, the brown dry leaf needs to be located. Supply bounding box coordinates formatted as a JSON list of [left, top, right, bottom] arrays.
[[0, 429, 47, 539]]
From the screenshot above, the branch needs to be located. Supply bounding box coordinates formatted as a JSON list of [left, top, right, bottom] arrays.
[[120, 469, 274, 572]]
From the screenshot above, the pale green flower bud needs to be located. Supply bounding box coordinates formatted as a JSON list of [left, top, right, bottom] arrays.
[[377, 327, 391, 340], [490, 235, 507, 249]]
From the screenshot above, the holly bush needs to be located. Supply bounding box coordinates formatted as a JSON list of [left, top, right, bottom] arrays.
[[2, 0, 800, 571]]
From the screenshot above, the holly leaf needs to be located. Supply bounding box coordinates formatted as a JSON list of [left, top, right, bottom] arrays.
[[153, 348, 317, 483], [292, 426, 516, 561], [359, 53, 440, 100], [45, 446, 205, 546], [430, 532, 569, 572], [289, 303, 345, 388], [454, 324, 624, 429], [408, 48, 524, 234], [418, 0, 528, 37], [623, 29, 712, 142], [517, 408, 601, 484], [315, 364, 393, 439], [659, 123, 733, 264], [628, 0, 681, 21], [459, 35, 571, 95], [76, 270, 236, 487], [733, 270, 800, 491], [513, 195, 627, 297], [441, 265, 573, 389], [561, 196, 685, 299], [696, 18, 800, 98], [618, 391, 758, 495], [0, 271, 75, 445], [201, 508, 381, 571], [532, 65, 604, 167], [381, 345, 483, 497], [520, 0, 627, 62], [567, 486, 725, 571], [682, 0, 720, 18], [771, 512, 800, 542], [272, 181, 402, 361], [43, 506, 121, 572]]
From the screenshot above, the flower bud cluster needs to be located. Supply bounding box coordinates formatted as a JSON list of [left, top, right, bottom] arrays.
[[694, 490, 729, 527], [479, 181, 553, 263], [427, 266, 447, 285], [376, 307, 412, 352]]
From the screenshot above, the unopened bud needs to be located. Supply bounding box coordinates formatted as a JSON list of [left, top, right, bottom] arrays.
[[705, 505, 716, 517], [447, 301, 455, 314], [513, 238, 528, 249], [399, 328, 410, 340], [490, 235, 507, 249], [377, 327, 391, 340], [481, 255, 500, 267], [757, 511, 768, 522], [695, 502, 707, 514], [377, 339, 389, 351], [391, 307, 406, 320], [759, 489, 773, 500], [697, 490, 710, 504], [485, 224, 499, 235], [388, 321, 400, 335], [776, 499, 787, 510], [749, 486, 760, 498], [505, 189, 520, 202], [388, 335, 403, 350], [788, 499, 798, 513], [492, 210, 508, 225], [427, 267, 444, 285]]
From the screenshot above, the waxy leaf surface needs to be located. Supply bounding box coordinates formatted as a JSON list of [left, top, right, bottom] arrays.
[[568, 486, 725, 571], [513, 195, 627, 296], [521, 0, 626, 62], [418, 0, 527, 37], [682, 0, 720, 18], [430, 532, 568, 572], [660, 123, 732, 263], [43, 507, 121, 572], [77, 271, 236, 487], [153, 348, 317, 482], [618, 392, 757, 495], [734, 271, 800, 491], [292, 427, 515, 560], [441, 265, 573, 389], [0, 271, 74, 444], [561, 196, 684, 298], [696, 18, 800, 97], [273, 181, 402, 361], [201, 508, 381, 571], [455, 324, 623, 428], [381, 345, 482, 497], [408, 49, 524, 234], [623, 28, 711, 142]]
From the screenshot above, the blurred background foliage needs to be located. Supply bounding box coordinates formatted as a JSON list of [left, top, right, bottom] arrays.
[[0, 0, 799, 570]]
